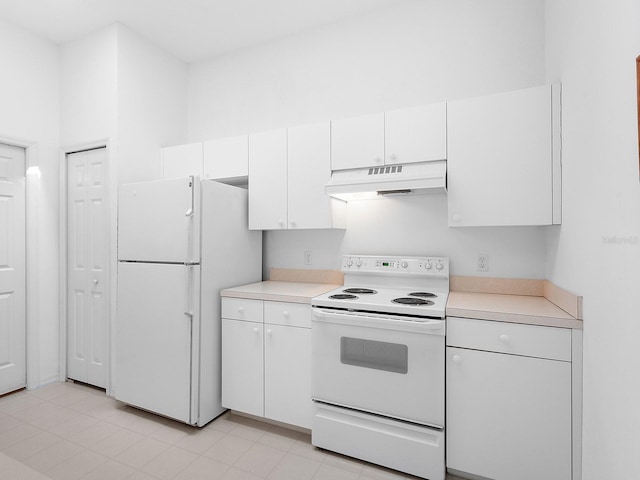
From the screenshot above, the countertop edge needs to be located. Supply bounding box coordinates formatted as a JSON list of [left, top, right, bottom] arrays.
[[446, 307, 583, 329], [220, 290, 313, 304]]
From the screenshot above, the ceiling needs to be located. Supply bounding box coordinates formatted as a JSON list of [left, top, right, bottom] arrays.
[[0, 0, 405, 62]]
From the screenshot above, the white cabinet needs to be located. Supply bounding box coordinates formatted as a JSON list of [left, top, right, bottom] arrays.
[[249, 123, 346, 230], [161, 142, 203, 179], [248, 128, 288, 230], [221, 297, 312, 429], [447, 84, 561, 226], [330, 103, 447, 171], [203, 135, 248, 181], [446, 317, 573, 480], [161, 136, 249, 182], [331, 113, 384, 170], [264, 324, 311, 428], [221, 318, 263, 417]]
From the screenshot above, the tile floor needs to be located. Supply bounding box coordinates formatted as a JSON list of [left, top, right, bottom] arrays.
[[0, 381, 464, 480]]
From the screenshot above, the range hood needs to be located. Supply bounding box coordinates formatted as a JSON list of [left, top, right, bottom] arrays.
[[325, 160, 446, 201]]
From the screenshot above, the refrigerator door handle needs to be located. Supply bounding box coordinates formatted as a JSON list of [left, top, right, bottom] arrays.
[[185, 265, 194, 318], [185, 175, 195, 217]]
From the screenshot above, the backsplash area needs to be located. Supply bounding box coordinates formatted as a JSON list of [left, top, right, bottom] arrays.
[[263, 194, 548, 279]]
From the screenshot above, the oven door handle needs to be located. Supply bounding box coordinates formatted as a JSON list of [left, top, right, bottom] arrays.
[[312, 308, 445, 334]]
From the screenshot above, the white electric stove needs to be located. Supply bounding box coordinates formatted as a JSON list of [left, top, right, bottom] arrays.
[[311, 255, 449, 480]]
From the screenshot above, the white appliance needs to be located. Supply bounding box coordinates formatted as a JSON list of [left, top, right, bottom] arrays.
[[116, 176, 261, 426], [325, 160, 446, 201], [311, 255, 448, 480]]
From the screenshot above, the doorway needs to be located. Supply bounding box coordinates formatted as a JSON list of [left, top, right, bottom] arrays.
[[0, 143, 26, 396], [66, 147, 109, 388]]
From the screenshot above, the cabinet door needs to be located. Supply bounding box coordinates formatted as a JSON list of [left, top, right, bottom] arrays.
[[331, 113, 384, 170], [264, 325, 311, 428], [221, 318, 264, 417], [203, 135, 248, 180], [447, 85, 553, 226], [161, 143, 203, 179], [446, 346, 572, 480], [288, 122, 344, 229], [385, 103, 447, 165], [248, 128, 288, 230]]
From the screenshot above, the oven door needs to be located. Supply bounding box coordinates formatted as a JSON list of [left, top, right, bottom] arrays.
[[311, 307, 445, 427]]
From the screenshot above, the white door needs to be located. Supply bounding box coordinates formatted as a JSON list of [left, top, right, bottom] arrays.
[[118, 177, 200, 263], [330, 112, 384, 170], [248, 128, 288, 230], [0, 143, 26, 396], [66, 147, 109, 388], [311, 309, 445, 427], [116, 262, 198, 424], [287, 122, 333, 229], [385, 103, 447, 165]]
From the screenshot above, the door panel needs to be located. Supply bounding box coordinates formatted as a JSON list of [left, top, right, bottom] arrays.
[[116, 262, 197, 424], [118, 177, 200, 263], [67, 147, 109, 388], [0, 143, 25, 396]]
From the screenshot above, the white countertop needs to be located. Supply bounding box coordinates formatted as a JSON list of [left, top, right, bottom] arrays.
[[220, 281, 341, 304], [446, 291, 583, 329], [222, 280, 583, 329]]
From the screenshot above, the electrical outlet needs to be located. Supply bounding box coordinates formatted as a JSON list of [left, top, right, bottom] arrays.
[[304, 251, 313, 266], [477, 253, 489, 272]]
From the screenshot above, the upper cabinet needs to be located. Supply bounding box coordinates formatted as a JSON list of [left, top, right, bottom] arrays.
[[203, 134, 248, 181], [331, 113, 385, 170], [160, 135, 249, 182], [330, 103, 447, 171], [447, 84, 561, 227], [248, 123, 346, 231], [385, 103, 447, 165], [161, 142, 203, 179]]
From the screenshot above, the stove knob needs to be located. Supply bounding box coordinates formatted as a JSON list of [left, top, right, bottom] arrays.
[[346, 259, 353, 267], [436, 262, 444, 271], [401, 261, 408, 268], [425, 261, 433, 270], [355, 259, 363, 267]]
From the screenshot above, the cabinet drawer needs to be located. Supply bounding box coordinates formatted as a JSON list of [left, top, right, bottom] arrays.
[[222, 297, 263, 322], [446, 317, 571, 361], [264, 301, 311, 328]]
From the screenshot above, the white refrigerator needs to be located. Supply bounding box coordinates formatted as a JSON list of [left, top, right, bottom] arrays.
[[116, 176, 261, 426]]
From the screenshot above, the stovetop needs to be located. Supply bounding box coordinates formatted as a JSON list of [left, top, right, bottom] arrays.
[[313, 285, 448, 318], [312, 255, 450, 319]]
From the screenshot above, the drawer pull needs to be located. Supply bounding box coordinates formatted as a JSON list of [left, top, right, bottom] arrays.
[[282, 311, 289, 318], [452, 354, 462, 364], [238, 307, 244, 314], [499, 334, 509, 343]]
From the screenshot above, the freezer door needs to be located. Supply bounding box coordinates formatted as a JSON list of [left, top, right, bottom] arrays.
[[118, 177, 200, 263], [116, 262, 200, 424]]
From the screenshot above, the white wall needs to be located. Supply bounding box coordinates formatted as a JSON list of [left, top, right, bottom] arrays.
[[188, 0, 548, 278], [545, 0, 640, 478], [266, 195, 548, 278], [60, 26, 118, 148], [117, 26, 188, 184], [0, 18, 60, 386]]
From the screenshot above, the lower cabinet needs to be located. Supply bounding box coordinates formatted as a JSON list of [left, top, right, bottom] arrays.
[[221, 298, 312, 429], [446, 317, 574, 480]]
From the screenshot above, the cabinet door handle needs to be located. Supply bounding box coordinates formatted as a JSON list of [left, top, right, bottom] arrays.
[[499, 334, 509, 343], [452, 354, 462, 364], [266, 329, 272, 336], [252, 327, 259, 334]]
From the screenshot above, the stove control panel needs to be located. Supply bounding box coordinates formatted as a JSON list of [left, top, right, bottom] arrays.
[[342, 255, 449, 277]]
